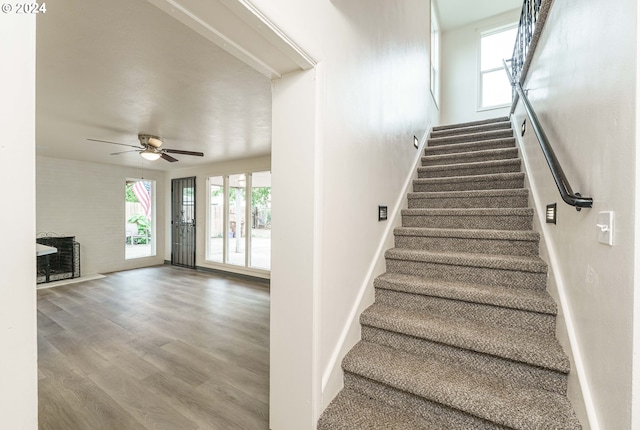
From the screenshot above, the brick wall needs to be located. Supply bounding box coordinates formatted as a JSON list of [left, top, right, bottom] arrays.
[[36, 156, 166, 275]]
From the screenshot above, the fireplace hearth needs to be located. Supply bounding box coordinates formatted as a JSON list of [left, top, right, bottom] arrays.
[[36, 235, 81, 284]]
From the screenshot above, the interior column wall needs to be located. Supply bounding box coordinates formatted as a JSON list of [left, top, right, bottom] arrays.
[[0, 13, 38, 429], [270, 68, 320, 429]]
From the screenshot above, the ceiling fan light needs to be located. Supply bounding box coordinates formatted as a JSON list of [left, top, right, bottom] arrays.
[[140, 149, 161, 161]]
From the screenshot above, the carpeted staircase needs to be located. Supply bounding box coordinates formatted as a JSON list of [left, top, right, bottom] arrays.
[[317, 117, 582, 429]]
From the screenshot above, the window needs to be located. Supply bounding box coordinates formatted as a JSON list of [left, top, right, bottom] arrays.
[[125, 179, 155, 259], [250, 171, 271, 270], [479, 25, 517, 109], [206, 171, 271, 271], [430, 3, 441, 106], [227, 174, 247, 266], [208, 176, 224, 263]]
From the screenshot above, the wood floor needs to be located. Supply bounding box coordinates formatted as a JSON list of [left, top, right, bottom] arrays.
[[37, 265, 270, 430]]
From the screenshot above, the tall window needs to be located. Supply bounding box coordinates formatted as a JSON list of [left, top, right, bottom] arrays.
[[125, 179, 155, 259], [227, 174, 247, 266], [430, 3, 440, 106], [206, 171, 271, 271], [250, 171, 272, 270], [208, 176, 224, 263], [479, 24, 517, 109]]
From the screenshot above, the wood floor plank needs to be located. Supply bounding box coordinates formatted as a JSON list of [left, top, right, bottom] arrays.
[[38, 265, 270, 429], [51, 370, 147, 430], [88, 365, 199, 430], [39, 377, 94, 430], [141, 372, 250, 430]]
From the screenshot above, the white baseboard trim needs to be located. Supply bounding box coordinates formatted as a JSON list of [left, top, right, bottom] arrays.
[[320, 127, 431, 398], [36, 274, 105, 289]]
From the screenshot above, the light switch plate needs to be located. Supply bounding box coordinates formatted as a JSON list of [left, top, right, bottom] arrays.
[[597, 211, 614, 246]]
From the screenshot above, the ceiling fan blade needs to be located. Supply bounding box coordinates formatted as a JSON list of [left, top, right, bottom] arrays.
[[110, 150, 140, 155], [161, 153, 179, 162], [164, 148, 204, 157], [87, 138, 141, 149]]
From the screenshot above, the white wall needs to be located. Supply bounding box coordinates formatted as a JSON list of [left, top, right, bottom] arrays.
[[0, 14, 38, 430], [251, 0, 438, 428], [440, 9, 520, 124], [634, 1, 640, 426], [512, 0, 637, 428], [163, 155, 271, 278], [270, 68, 320, 430], [37, 157, 166, 275]]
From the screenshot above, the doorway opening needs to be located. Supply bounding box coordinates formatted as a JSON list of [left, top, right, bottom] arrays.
[[171, 176, 197, 268]]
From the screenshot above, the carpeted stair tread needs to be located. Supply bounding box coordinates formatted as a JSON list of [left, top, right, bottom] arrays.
[[414, 172, 524, 186], [375, 272, 556, 314], [408, 193, 528, 209], [402, 207, 533, 217], [385, 248, 547, 273], [419, 158, 521, 175], [424, 139, 517, 157], [430, 121, 512, 139], [407, 188, 529, 209], [343, 342, 580, 429], [360, 303, 567, 372], [422, 148, 518, 168], [317, 389, 443, 430], [408, 188, 528, 200], [432, 116, 509, 132], [394, 227, 539, 243], [428, 129, 514, 147]]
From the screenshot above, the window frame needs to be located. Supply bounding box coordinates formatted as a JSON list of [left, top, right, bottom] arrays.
[[125, 178, 156, 260], [430, 2, 441, 108], [477, 22, 517, 111], [205, 170, 271, 274]]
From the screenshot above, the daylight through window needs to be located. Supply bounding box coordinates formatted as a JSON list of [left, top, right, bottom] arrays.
[[479, 25, 517, 109], [125, 179, 155, 259]]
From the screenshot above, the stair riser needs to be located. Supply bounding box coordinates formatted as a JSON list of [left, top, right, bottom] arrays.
[[430, 122, 512, 139], [401, 214, 533, 230], [423, 149, 518, 167], [385, 258, 547, 290], [394, 234, 539, 256], [408, 195, 528, 209], [344, 373, 507, 430], [429, 130, 514, 147], [433, 117, 509, 132], [425, 140, 516, 157], [360, 327, 567, 395], [418, 163, 521, 178], [374, 288, 555, 335], [413, 177, 524, 192]]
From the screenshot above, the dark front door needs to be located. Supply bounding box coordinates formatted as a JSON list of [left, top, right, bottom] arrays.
[[171, 176, 196, 268]]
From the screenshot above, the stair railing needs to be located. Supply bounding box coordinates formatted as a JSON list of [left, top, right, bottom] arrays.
[[503, 59, 593, 210]]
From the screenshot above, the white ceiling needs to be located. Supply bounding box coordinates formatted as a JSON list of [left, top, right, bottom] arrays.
[[434, 0, 522, 31], [36, 0, 520, 171], [36, 0, 308, 171]]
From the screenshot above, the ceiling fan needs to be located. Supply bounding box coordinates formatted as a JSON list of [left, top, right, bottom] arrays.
[[87, 134, 204, 162]]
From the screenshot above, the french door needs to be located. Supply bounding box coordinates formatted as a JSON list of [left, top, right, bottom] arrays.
[[171, 176, 196, 268]]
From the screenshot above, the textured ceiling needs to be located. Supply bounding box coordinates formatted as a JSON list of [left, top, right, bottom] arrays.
[[434, 0, 521, 31], [36, 0, 284, 171]]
